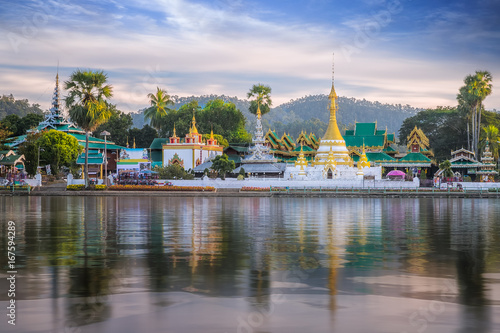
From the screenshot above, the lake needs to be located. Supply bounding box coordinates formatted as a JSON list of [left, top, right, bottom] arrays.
[[1, 196, 500, 333]]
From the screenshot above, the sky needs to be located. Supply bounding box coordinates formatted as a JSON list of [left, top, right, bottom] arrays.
[[0, 0, 499, 114]]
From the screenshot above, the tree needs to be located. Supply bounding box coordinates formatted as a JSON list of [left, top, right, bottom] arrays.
[[153, 164, 194, 180], [93, 105, 133, 147], [17, 131, 43, 176], [247, 84, 272, 116], [37, 130, 82, 176], [460, 71, 493, 157], [479, 125, 500, 161], [0, 94, 43, 119], [210, 154, 235, 180], [398, 107, 467, 162], [128, 124, 158, 148], [439, 160, 454, 178], [64, 69, 113, 188], [144, 87, 174, 133]]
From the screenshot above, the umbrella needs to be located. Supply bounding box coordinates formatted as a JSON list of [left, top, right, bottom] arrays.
[[140, 169, 158, 174], [387, 170, 406, 176]]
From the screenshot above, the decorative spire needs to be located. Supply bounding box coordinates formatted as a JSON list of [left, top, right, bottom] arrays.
[[210, 127, 214, 140], [173, 124, 177, 137], [133, 137, 136, 149], [322, 55, 343, 142], [126, 137, 129, 148], [191, 113, 198, 134], [256, 104, 262, 120]]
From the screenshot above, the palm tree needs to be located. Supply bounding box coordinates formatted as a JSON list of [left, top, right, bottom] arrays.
[[457, 85, 476, 151], [144, 87, 174, 133], [465, 71, 493, 157], [247, 84, 272, 116], [64, 69, 113, 188], [439, 160, 454, 179], [479, 125, 500, 161]]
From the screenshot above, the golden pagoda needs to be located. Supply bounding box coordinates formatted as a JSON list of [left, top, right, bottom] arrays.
[[315, 60, 351, 166]]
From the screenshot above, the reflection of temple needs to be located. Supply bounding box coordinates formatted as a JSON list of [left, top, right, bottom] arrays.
[[161, 116, 224, 170]]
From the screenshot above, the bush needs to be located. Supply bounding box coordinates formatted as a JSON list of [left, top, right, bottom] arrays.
[[67, 184, 85, 191]]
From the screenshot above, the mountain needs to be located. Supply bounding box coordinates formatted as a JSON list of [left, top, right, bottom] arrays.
[[130, 94, 422, 141]]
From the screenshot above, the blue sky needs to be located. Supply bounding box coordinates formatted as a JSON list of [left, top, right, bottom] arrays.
[[0, 0, 499, 113]]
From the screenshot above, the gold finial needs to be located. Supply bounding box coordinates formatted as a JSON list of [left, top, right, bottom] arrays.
[[256, 104, 262, 120], [210, 127, 214, 140], [173, 123, 177, 137], [133, 137, 136, 149], [126, 136, 129, 148], [191, 112, 198, 134], [322, 55, 343, 142]]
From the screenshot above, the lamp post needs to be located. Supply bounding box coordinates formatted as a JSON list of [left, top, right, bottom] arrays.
[[101, 131, 110, 183]]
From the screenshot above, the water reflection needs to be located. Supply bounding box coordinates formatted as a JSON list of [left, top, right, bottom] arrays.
[[0, 197, 499, 332]]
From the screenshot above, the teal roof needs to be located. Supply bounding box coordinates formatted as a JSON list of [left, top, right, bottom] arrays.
[[344, 130, 354, 136], [292, 145, 315, 152], [225, 145, 248, 153], [228, 155, 242, 164], [398, 152, 431, 163], [0, 154, 24, 165], [150, 138, 168, 150], [387, 133, 395, 142], [383, 146, 396, 152], [76, 152, 104, 165], [151, 150, 162, 162], [84, 142, 124, 150], [354, 123, 376, 136], [344, 136, 385, 148], [366, 152, 396, 162]]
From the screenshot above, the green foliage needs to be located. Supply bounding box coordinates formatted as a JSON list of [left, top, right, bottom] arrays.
[[153, 164, 194, 180], [128, 124, 158, 148], [238, 167, 246, 178], [201, 133, 228, 147], [158, 99, 251, 143], [0, 94, 43, 120], [398, 107, 467, 162], [439, 160, 454, 178], [64, 69, 113, 187], [17, 131, 43, 175], [93, 105, 133, 147], [144, 87, 174, 132], [38, 130, 82, 176], [210, 154, 235, 180], [247, 84, 272, 116], [0, 113, 43, 137], [420, 169, 427, 180], [479, 125, 500, 160]]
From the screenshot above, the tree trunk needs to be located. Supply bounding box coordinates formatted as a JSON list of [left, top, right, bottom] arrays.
[[467, 121, 470, 151], [85, 131, 89, 189], [477, 101, 482, 157]]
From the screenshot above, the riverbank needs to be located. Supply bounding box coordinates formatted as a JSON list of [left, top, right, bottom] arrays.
[[3, 187, 500, 198]]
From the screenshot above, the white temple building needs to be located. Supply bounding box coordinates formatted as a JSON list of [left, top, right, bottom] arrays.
[[284, 72, 382, 181]]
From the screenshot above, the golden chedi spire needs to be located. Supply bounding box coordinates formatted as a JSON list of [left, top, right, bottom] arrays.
[[191, 113, 198, 134], [256, 104, 262, 120], [322, 80, 343, 141]]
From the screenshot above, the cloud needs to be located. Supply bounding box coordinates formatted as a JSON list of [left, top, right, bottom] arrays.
[[0, 0, 499, 115]]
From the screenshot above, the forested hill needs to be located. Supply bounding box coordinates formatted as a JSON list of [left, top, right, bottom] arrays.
[[131, 94, 421, 141]]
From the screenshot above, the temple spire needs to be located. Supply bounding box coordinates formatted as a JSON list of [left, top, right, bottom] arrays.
[[322, 54, 343, 141]]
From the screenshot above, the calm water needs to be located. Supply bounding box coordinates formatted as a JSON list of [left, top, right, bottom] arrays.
[[1, 196, 500, 333]]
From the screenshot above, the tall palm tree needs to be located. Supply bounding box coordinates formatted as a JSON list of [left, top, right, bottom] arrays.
[[457, 85, 476, 151], [64, 69, 113, 188], [144, 87, 174, 133], [479, 125, 500, 161], [247, 84, 272, 116], [465, 71, 493, 157]]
